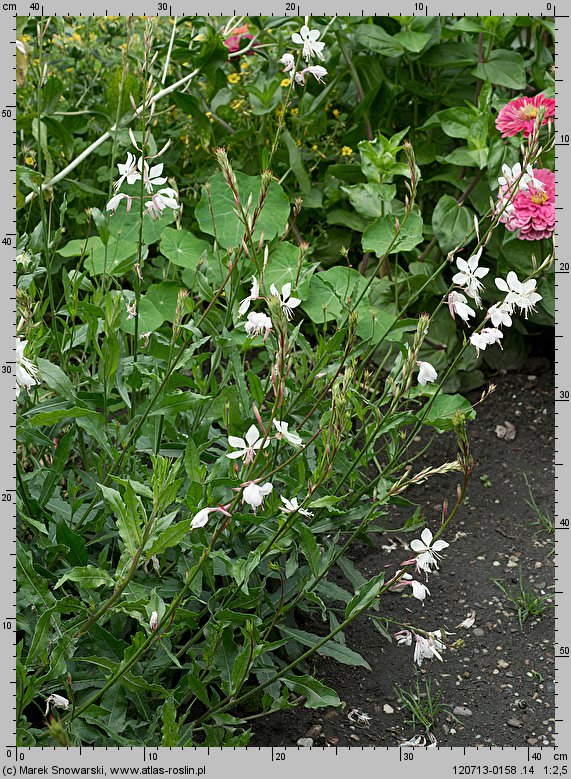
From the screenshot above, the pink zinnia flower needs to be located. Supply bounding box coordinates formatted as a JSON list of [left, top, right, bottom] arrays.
[[223, 25, 255, 54], [497, 167, 555, 241], [495, 94, 555, 138]]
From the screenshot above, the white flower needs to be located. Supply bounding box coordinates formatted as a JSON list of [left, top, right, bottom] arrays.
[[138, 158, 168, 193], [394, 629, 412, 646], [269, 282, 301, 319], [291, 24, 325, 61], [498, 162, 531, 191], [295, 65, 328, 85], [416, 361, 437, 386], [413, 630, 445, 667], [456, 610, 476, 629], [242, 481, 273, 512], [487, 302, 512, 329], [226, 424, 269, 464], [145, 188, 179, 220], [126, 301, 137, 320], [447, 291, 476, 323], [115, 152, 141, 190], [410, 528, 449, 576], [280, 495, 314, 517], [393, 571, 430, 601], [469, 327, 503, 356], [106, 192, 133, 213], [245, 311, 273, 339], [190, 505, 231, 529], [238, 276, 260, 316], [149, 611, 159, 631], [347, 708, 372, 726], [273, 419, 302, 446], [16, 40, 26, 55], [44, 694, 69, 716], [495, 271, 542, 318], [280, 52, 295, 73], [16, 339, 39, 397], [452, 248, 489, 304]]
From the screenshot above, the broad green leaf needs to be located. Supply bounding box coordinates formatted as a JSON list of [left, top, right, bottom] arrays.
[[393, 30, 431, 52], [296, 523, 321, 578], [342, 183, 396, 219], [99, 484, 142, 557], [362, 212, 424, 257], [195, 172, 290, 249], [36, 358, 73, 400], [54, 565, 114, 590], [282, 674, 342, 709], [432, 195, 473, 253], [161, 696, 180, 747], [302, 267, 369, 324], [423, 393, 476, 431], [160, 228, 211, 271], [345, 572, 385, 620], [472, 50, 526, 89], [145, 282, 181, 322], [356, 24, 403, 58], [145, 518, 192, 558], [119, 296, 164, 335]]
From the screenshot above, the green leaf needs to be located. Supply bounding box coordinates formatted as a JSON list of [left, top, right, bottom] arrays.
[[99, 484, 142, 558], [393, 30, 431, 52], [342, 183, 396, 219], [356, 24, 403, 58], [472, 50, 526, 89], [280, 626, 371, 670], [119, 296, 164, 335], [56, 520, 88, 566], [423, 393, 476, 431], [54, 565, 114, 590], [432, 195, 473, 253], [345, 572, 385, 620], [36, 358, 73, 400], [362, 212, 424, 257], [302, 267, 369, 324], [296, 523, 321, 578], [160, 228, 211, 271], [145, 282, 182, 322], [282, 674, 343, 709], [38, 428, 74, 506], [145, 518, 191, 558], [195, 172, 290, 249], [161, 696, 180, 747]]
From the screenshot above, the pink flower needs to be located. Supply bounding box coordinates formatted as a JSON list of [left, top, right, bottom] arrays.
[[495, 94, 555, 138], [223, 26, 254, 54], [498, 168, 555, 241]]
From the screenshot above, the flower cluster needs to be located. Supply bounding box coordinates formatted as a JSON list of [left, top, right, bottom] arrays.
[[239, 274, 301, 339], [394, 629, 446, 667], [106, 134, 179, 220], [495, 93, 555, 139], [497, 167, 555, 241], [279, 20, 328, 86]]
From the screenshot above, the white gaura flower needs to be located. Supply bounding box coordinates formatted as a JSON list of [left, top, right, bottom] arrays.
[[226, 424, 269, 464], [447, 291, 476, 323], [242, 481, 273, 512], [392, 571, 430, 601], [125, 301, 137, 320], [269, 282, 301, 320], [106, 192, 133, 214], [138, 158, 167, 193], [487, 302, 512, 329], [413, 631, 445, 667], [190, 504, 231, 529], [498, 162, 531, 191], [115, 152, 141, 190], [145, 188, 179, 220], [495, 271, 542, 318], [238, 276, 259, 316], [280, 52, 295, 73], [469, 327, 503, 356], [295, 65, 328, 85], [149, 611, 159, 631], [291, 23, 325, 61], [416, 361, 437, 386], [16, 40, 26, 55], [44, 693, 70, 716], [273, 419, 302, 446], [245, 311, 273, 339], [16, 339, 39, 397], [452, 248, 489, 304], [410, 528, 449, 576], [394, 629, 412, 646], [280, 495, 314, 517]]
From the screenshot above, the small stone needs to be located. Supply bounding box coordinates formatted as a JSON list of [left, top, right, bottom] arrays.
[[453, 706, 473, 717], [505, 672, 514, 678], [527, 738, 538, 746], [350, 734, 360, 742], [507, 719, 522, 728], [473, 628, 485, 637], [329, 737, 339, 746], [297, 738, 313, 747], [305, 724, 322, 739], [498, 659, 510, 669], [383, 704, 394, 715], [545, 680, 556, 693]]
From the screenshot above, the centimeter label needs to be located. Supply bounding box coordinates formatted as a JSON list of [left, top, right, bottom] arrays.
[[3, 1, 569, 772]]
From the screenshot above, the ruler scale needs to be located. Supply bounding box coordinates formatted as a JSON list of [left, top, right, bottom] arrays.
[[4, 3, 567, 775]]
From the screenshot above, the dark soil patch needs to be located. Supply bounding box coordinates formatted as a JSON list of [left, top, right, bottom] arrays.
[[251, 367, 555, 748]]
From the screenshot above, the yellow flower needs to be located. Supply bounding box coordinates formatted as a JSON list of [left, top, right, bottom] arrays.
[[205, 111, 214, 123], [290, 107, 299, 116], [275, 105, 284, 116], [341, 146, 353, 157], [332, 108, 341, 119], [227, 72, 241, 84], [311, 144, 318, 152], [240, 61, 250, 70], [24, 154, 35, 167], [280, 78, 291, 88], [230, 99, 244, 111]]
